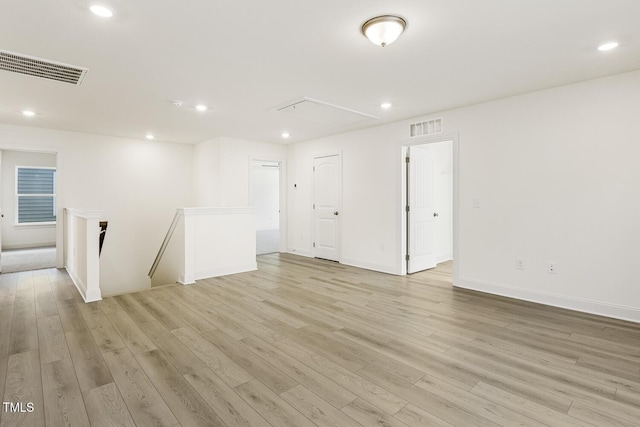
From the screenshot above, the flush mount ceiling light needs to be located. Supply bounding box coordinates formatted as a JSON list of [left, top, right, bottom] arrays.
[[282, 132, 290, 139], [22, 110, 35, 117], [598, 41, 619, 51], [145, 133, 154, 140], [89, 4, 114, 18], [195, 104, 208, 112], [380, 102, 392, 109], [361, 15, 406, 47]]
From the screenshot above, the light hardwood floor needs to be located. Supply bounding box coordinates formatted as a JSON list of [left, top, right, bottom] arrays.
[[1, 253, 640, 426]]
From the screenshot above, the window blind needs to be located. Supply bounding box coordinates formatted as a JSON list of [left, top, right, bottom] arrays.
[[17, 167, 56, 223]]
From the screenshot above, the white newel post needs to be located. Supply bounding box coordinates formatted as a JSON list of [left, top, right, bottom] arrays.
[[181, 208, 197, 285]]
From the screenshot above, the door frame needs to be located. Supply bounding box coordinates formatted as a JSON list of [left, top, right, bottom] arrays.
[[0, 144, 62, 271], [398, 134, 459, 280], [312, 151, 342, 262], [248, 156, 287, 253]]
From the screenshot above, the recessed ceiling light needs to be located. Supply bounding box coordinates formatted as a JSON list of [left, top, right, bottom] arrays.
[[195, 104, 208, 112], [598, 41, 619, 51], [89, 5, 114, 18], [145, 134, 154, 140], [282, 132, 290, 138], [381, 102, 392, 109], [22, 110, 35, 117]]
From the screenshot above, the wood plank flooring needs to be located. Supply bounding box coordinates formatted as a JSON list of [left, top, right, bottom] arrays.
[[1, 254, 640, 426]]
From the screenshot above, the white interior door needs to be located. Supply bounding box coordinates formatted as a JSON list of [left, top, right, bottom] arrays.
[[313, 154, 341, 261], [407, 146, 437, 273]]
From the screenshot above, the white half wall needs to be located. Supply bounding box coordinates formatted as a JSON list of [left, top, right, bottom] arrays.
[[0, 124, 194, 296], [287, 70, 640, 322]]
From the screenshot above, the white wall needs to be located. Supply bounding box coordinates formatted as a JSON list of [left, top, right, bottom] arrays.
[[287, 70, 640, 322], [193, 140, 221, 206], [194, 137, 286, 207], [194, 136, 287, 253], [0, 124, 194, 296], [288, 131, 401, 272], [1, 150, 57, 249]]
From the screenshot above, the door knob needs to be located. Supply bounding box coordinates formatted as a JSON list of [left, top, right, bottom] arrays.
[[433, 212, 439, 217], [334, 211, 339, 216]]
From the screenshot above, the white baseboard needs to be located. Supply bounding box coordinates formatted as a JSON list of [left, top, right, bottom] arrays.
[[286, 249, 313, 258], [195, 262, 257, 281], [341, 257, 398, 275], [436, 254, 453, 264], [456, 276, 640, 324], [65, 266, 88, 302], [3, 242, 56, 250]]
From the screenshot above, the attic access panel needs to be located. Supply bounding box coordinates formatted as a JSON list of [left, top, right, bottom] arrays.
[[273, 97, 377, 126]]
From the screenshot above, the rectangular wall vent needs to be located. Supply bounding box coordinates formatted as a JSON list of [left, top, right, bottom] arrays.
[[0, 49, 88, 85], [410, 118, 442, 137]]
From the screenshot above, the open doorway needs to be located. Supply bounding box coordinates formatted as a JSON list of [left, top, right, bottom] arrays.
[[0, 149, 57, 273], [251, 160, 280, 255], [402, 139, 454, 275]]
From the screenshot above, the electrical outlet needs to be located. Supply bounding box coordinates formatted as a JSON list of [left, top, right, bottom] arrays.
[[516, 258, 524, 270], [548, 263, 557, 274]]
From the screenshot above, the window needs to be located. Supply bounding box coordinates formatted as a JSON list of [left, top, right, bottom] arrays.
[[16, 167, 56, 224]]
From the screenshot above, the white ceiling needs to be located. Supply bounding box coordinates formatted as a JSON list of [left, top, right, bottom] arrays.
[[1, 0, 639, 144]]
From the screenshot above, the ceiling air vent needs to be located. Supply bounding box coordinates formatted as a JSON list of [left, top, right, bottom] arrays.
[[410, 118, 442, 137], [0, 49, 88, 85]]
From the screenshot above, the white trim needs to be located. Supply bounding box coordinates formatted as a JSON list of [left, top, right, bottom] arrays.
[[64, 208, 102, 219], [179, 207, 256, 216], [341, 257, 397, 275], [455, 277, 640, 324], [178, 274, 195, 286], [195, 262, 258, 281], [66, 266, 87, 298], [66, 262, 104, 302], [286, 249, 312, 258], [2, 242, 56, 250], [0, 144, 62, 268], [15, 165, 57, 225], [249, 156, 287, 254], [12, 222, 56, 228]]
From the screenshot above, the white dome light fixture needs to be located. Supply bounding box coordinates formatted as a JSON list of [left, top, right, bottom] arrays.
[[361, 15, 406, 47], [598, 41, 619, 51], [90, 5, 114, 18]]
